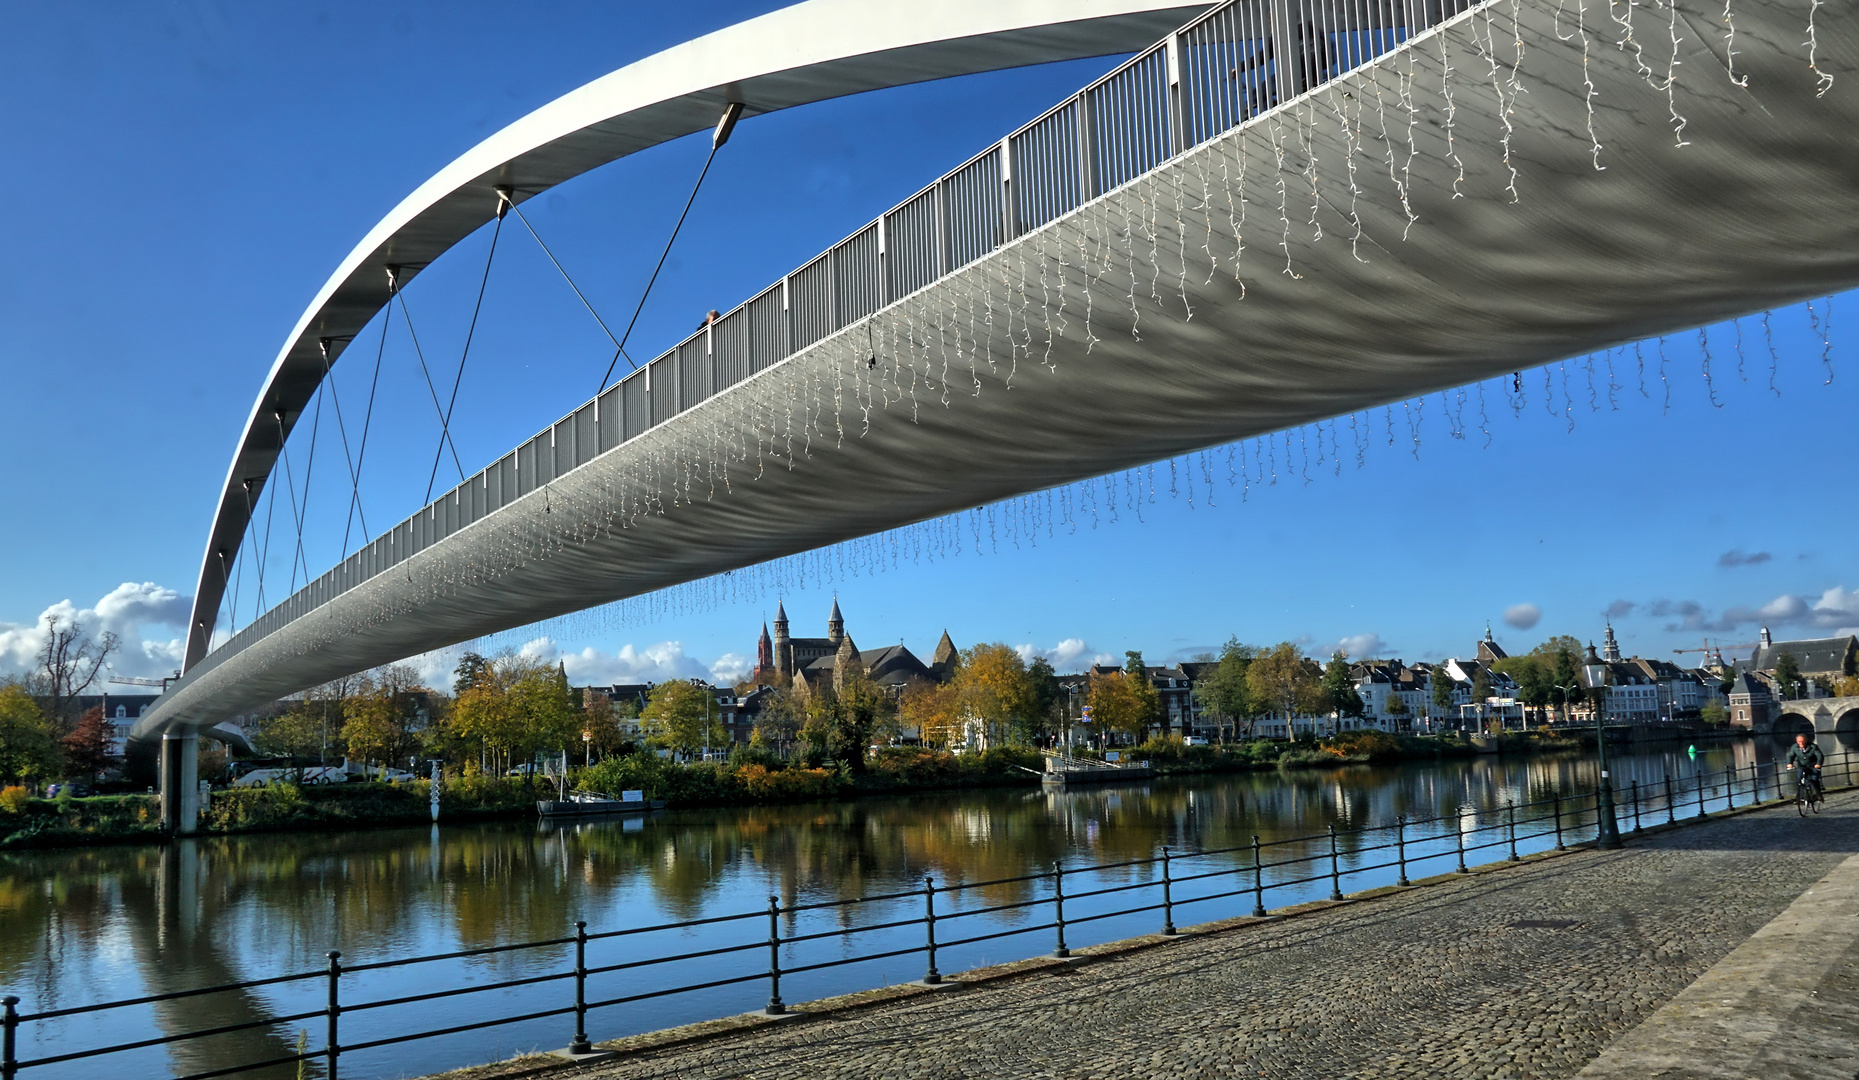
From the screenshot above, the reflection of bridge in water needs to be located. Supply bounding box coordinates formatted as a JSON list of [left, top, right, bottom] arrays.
[[134, 0, 1859, 826]]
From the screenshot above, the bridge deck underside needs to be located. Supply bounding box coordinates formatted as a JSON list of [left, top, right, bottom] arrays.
[[144, 0, 1859, 735]]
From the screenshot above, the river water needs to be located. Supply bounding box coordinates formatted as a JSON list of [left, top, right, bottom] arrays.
[[5, 734, 1848, 1080]]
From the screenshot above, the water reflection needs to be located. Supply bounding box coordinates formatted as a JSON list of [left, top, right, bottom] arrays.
[[5, 734, 1850, 1079]]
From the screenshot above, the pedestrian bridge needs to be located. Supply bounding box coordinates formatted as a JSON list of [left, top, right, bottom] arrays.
[[137, 0, 1859, 794]]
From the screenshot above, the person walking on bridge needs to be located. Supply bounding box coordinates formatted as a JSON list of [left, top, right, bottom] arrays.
[[1786, 733, 1824, 801]]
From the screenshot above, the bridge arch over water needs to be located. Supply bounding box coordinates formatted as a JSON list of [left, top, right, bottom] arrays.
[[138, 0, 1859, 823]]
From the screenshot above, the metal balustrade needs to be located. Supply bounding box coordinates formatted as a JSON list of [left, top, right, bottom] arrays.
[[8, 749, 1851, 1080], [198, 0, 1492, 676]]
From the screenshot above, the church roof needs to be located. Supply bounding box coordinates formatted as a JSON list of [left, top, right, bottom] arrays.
[[829, 597, 843, 622], [1741, 635, 1857, 676], [774, 599, 788, 623], [932, 630, 957, 667]]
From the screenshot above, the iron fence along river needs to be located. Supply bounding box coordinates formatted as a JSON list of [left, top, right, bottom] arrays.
[[0, 740, 1844, 1079]]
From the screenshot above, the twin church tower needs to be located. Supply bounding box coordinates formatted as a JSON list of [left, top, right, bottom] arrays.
[[751, 598, 957, 694]]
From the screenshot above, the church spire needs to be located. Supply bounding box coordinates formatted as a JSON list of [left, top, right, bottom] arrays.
[[828, 597, 845, 646]]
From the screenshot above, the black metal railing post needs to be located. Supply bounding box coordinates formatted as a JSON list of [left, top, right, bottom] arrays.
[[1696, 769, 1708, 820], [1725, 765, 1736, 810], [923, 876, 941, 984], [1665, 774, 1676, 825], [1552, 795, 1565, 850], [325, 951, 342, 1080], [1506, 801, 1520, 861], [1631, 781, 1642, 832], [1455, 809, 1468, 873], [570, 921, 591, 1055], [3, 995, 17, 1080], [1396, 816, 1410, 886], [1250, 836, 1267, 917], [1052, 862, 1070, 958], [1161, 847, 1177, 935], [1327, 824, 1344, 901], [765, 896, 785, 1015]]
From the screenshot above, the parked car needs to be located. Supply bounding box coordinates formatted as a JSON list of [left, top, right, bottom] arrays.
[[1183, 736, 1209, 747]]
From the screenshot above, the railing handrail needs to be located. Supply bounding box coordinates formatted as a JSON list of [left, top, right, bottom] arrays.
[[9, 747, 1850, 1080]]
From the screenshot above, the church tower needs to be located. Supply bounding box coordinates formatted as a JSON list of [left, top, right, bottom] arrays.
[[833, 632, 862, 692], [754, 622, 775, 684], [931, 630, 959, 681], [827, 598, 845, 647], [1601, 622, 1621, 663], [773, 600, 791, 679]]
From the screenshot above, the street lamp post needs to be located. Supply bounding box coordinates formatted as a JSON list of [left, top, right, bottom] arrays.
[[1580, 664, 1621, 849]]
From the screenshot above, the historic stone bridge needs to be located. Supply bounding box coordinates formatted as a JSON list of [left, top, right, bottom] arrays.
[[1772, 698, 1859, 736]]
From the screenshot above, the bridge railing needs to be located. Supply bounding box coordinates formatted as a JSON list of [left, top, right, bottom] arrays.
[[198, 0, 1487, 676], [8, 751, 1848, 1080]]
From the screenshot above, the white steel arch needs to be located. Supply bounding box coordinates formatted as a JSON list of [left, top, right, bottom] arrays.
[[187, 0, 1208, 669]]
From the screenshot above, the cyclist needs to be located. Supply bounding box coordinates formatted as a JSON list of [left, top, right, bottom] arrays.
[[1786, 734, 1824, 803]]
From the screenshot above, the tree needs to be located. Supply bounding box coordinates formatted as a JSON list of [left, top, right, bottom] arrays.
[[1773, 652, 1803, 700], [1200, 638, 1256, 740], [1117, 651, 1162, 740], [1550, 647, 1583, 720], [898, 679, 961, 748], [1431, 664, 1458, 728], [62, 706, 111, 783], [751, 687, 805, 757], [1700, 700, 1729, 727], [445, 656, 577, 774], [1024, 656, 1061, 744], [35, 615, 118, 731], [1085, 670, 1150, 744], [0, 686, 59, 784], [1322, 652, 1364, 719], [1246, 643, 1322, 737], [955, 644, 1035, 746], [341, 666, 428, 772], [256, 701, 336, 780], [828, 669, 893, 769], [453, 652, 492, 696], [640, 679, 725, 757]]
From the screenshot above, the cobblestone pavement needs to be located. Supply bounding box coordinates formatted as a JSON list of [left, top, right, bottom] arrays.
[[516, 793, 1859, 1080]]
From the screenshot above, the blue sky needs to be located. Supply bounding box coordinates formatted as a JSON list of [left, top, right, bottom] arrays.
[[2, 1, 1855, 690]]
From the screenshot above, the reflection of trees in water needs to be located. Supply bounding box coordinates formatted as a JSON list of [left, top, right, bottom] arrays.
[[0, 742, 1826, 1076]]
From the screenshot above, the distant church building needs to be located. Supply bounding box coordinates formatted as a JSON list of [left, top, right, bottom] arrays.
[[749, 599, 957, 699]]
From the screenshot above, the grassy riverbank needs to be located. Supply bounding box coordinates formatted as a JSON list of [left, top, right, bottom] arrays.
[[0, 730, 1599, 850]]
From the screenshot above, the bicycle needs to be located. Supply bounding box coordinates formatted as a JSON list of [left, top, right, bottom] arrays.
[[1796, 769, 1824, 816]]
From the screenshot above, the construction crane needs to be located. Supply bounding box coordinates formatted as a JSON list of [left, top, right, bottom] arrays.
[[108, 671, 181, 691], [1672, 640, 1756, 669]]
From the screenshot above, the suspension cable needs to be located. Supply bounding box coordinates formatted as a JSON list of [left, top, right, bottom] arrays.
[[255, 458, 280, 614], [506, 196, 624, 355], [286, 379, 326, 591], [393, 284, 467, 487], [319, 338, 369, 550], [342, 277, 396, 558], [274, 413, 309, 593], [595, 101, 744, 393], [425, 200, 507, 505]]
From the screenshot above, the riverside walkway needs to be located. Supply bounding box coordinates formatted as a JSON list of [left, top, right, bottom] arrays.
[[441, 792, 1859, 1080]]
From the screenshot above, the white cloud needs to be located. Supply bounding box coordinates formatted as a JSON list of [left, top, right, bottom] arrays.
[[1504, 604, 1541, 630], [1014, 638, 1109, 673], [0, 582, 191, 681], [1334, 633, 1387, 659], [709, 652, 753, 685], [516, 637, 718, 686]]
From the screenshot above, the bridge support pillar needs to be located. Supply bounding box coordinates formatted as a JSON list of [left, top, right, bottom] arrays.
[[160, 733, 200, 836]]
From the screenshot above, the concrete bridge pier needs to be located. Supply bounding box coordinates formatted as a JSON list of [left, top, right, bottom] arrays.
[[159, 732, 200, 836]]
